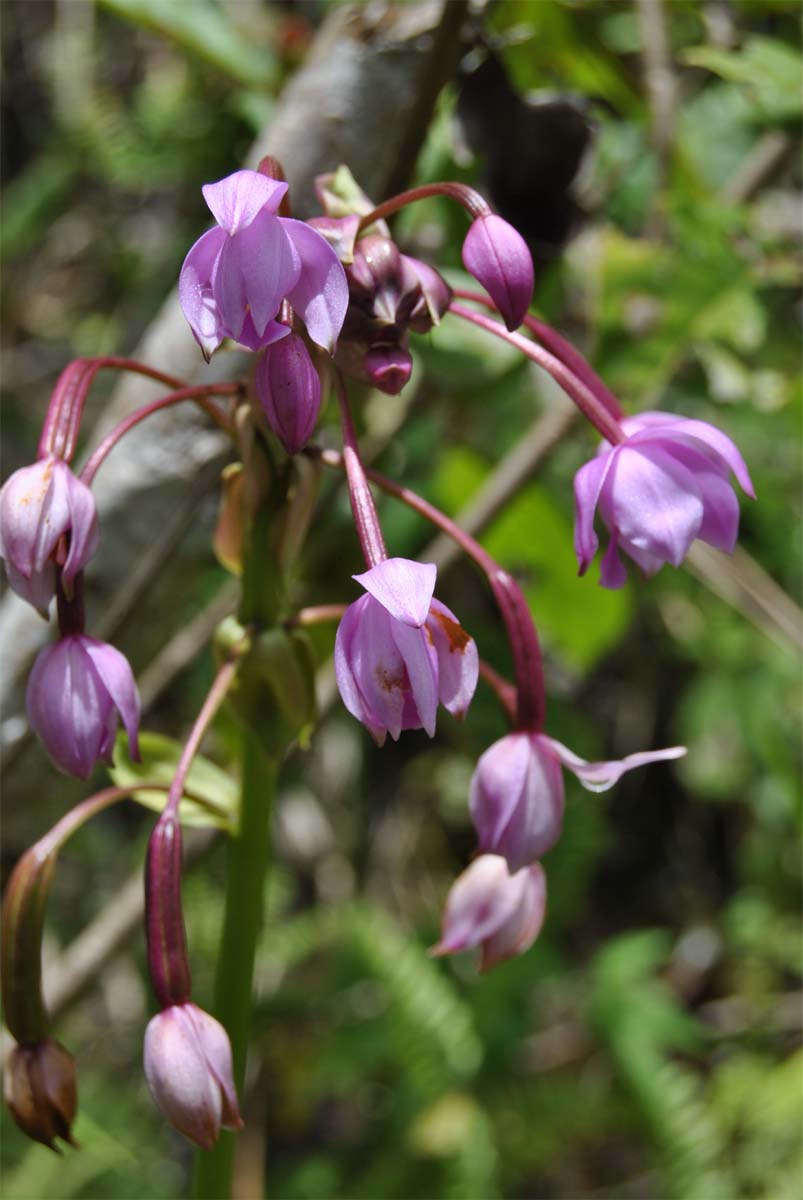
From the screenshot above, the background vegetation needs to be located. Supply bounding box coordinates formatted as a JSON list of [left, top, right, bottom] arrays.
[[1, 2, 800, 1197]]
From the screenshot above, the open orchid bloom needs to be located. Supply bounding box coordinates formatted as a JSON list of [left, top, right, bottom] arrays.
[[144, 1003, 242, 1151], [432, 854, 547, 972], [574, 412, 755, 588], [471, 731, 686, 873], [179, 170, 349, 359], [26, 635, 140, 778], [334, 557, 479, 745], [0, 457, 98, 616]]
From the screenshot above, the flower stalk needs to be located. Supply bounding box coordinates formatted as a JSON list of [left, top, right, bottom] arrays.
[[335, 372, 387, 568]]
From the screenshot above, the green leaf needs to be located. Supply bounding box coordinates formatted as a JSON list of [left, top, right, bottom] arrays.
[[99, 0, 277, 89], [683, 37, 802, 119], [109, 731, 238, 830]]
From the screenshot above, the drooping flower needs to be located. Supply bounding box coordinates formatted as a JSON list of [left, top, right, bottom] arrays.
[[461, 213, 534, 331], [0, 457, 98, 616], [470, 732, 686, 873], [4, 1039, 78, 1150], [26, 635, 140, 778], [574, 412, 755, 588], [432, 854, 547, 972], [179, 170, 349, 359], [144, 1003, 242, 1151], [334, 557, 479, 745], [255, 332, 321, 454]]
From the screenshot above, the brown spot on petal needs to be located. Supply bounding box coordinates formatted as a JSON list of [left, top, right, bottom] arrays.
[[375, 666, 405, 694], [430, 609, 471, 654]]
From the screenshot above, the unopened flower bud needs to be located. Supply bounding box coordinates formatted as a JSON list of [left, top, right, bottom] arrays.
[[0, 457, 98, 616], [363, 346, 413, 396], [346, 235, 422, 327], [255, 333, 322, 454], [461, 213, 534, 331], [144, 1003, 243, 1150], [432, 855, 547, 972], [5, 1039, 78, 1151], [26, 635, 140, 778]]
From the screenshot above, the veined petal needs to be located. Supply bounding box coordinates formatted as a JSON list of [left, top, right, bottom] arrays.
[[602, 444, 704, 568], [573, 452, 613, 574], [349, 597, 407, 741], [668, 443, 740, 553], [179, 227, 227, 358], [202, 171, 287, 234], [60, 473, 99, 588], [353, 558, 436, 627], [334, 597, 386, 745], [426, 599, 478, 720], [391, 620, 438, 737], [236, 211, 300, 337], [543, 735, 686, 793], [282, 218, 349, 353], [625, 414, 755, 498]]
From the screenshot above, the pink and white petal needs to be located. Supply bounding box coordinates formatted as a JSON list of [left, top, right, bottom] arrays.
[[604, 445, 704, 567], [236, 212, 300, 337], [432, 855, 522, 955], [350, 598, 407, 741], [83, 638, 141, 759], [480, 863, 547, 971], [179, 228, 227, 356], [185, 1005, 242, 1131], [543, 735, 686, 793], [354, 558, 436, 627], [205, 234, 247, 342], [573, 452, 613, 573], [469, 733, 532, 854], [334, 598, 385, 744], [282, 218, 349, 353], [202, 171, 287, 234], [235, 314, 292, 352], [5, 561, 55, 616], [668, 444, 740, 553], [426, 599, 479, 719], [391, 621, 438, 737]]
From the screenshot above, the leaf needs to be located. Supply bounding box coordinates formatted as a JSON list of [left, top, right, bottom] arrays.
[[683, 37, 802, 120], [109, 731, 238, 830], [99, 0, 278, 89]]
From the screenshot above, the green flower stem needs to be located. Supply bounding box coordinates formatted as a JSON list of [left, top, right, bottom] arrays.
[[193, 729, 277, 1200]]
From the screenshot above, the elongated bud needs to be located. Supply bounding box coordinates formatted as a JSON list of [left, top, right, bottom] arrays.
[[255, 333, 322, 454], [144, 1003, 242, 1150], [145, 814, 191, 1009], [5, 1039, 78, 1151], [461, 213, 534, 331]]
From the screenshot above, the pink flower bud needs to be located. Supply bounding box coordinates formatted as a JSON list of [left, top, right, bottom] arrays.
[[255, 333, 322, 454], [26, 635, 140, 778], [461, 213, 534, 331], [144, 1003, 242, 1151], [432, 855, 547, 972], [363, 345, 413, 395], [4, 1038, 78, 1150], [0, 457, 98, 616]]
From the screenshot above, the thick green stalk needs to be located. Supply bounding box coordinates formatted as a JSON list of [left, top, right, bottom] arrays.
[[193, 730, 277, 1199]]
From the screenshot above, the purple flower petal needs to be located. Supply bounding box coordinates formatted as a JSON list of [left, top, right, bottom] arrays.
[[470, 734, 565, 872], [602, 444, 704, 568], [573, 453, 612, 574], [334, 597, 386, 745], [82, 637, 141, 761], [282, 218, 349, 353], [426, 599, 479, 720], [353, 558, 437, 627], [630, 416, 755, 498], [432, 855, 522, 954], [185, 1005, 242, 1131], [237, 211, 300, 337], [348, 596, 407, 741], [480, 863, 547, 972], [202, 171, 287, 234], [390, 619, 438, 738], [60, 472, 99, 589], [461, 214, 534, 331], [543, 736, 686, 793], [178, 227, 227, 358], [599, 531, 629, 588]]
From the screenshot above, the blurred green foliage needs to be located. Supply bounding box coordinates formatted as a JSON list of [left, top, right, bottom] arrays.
[[1, 1, 800, 1198]]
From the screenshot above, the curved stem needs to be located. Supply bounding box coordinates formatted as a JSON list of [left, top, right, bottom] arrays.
[[452, 288, 624, 420], [287, 603, 348, 627], [310, 447, 546, 731], [39, 357, 188, 463], [193, 730, 277, 1200], [164, 657, 242, 821], [449, 302, 626, 446], [79, 384, 238, 486], [335, 372, 387, 568], [357, 182, 490, 233]]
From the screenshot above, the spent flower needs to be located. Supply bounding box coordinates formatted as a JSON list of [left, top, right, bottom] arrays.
[[4, 1039, 78, 1151]]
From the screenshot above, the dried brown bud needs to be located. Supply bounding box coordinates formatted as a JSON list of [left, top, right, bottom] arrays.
[[5, 1038, 78, 1151]]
